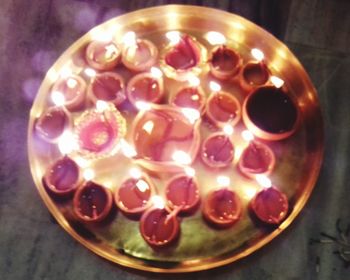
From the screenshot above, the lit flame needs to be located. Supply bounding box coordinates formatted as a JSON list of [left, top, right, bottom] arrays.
[[151, 195, 165, 209], [184, 166, 196, 177], [51, 91, 65, 106], [122, 31, 136, 47], [96, 100, 109, 112], [270, 76, 285, 88], [251, 48, 265, 61], [83, 168, 95, 181], [142, 120, 154, 134], [84, 68, 96, 77], [150, 67, 163, 79], [136, 179, 149, 192], [129, 167, 142, 179], [241, 130, 254, 142], [135, 101, 151, 111], [181, 108, 200, 124], [223, 124, 234, 136], [209, 81, 221, 92], [67, 78, 78, 88], [216, 175, 230, 186], [58, 131, 78, 155], [120, 139, 137, 158], [188, 75, 200, 87], [256, 174, 272, 188], [165, 31, 181, 45], [204, 31, 226, 45], [172, 150, 192, 165]]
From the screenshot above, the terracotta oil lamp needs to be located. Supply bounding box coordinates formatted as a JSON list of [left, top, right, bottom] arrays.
[[205, 91, 241, 128], [202, 188, 242, 228], [140, 207, 180, 247], [75, 103, 126, 159], [238, 141, 275, 178], [114, 175, 155, 217], [35, 106, 70, 143], [162, 34, 205, 81], [250, 187, 289, 225], [126, 72, 164, 108], [201, 133, 234, 168], [132, 105, 201, 172], [165, 175, 200, 214], [242, 86, 299, 141], [51, 75, 86, 111], [73, 181, 113, 223], [88, 72, 126, 107], [85, 40, 121, 70], [239, 61, 270, 93], [209, 45, 242, 80], [171, 86, 206, 114], [43, 156, 81, 196], [122, 39, 158, 72]]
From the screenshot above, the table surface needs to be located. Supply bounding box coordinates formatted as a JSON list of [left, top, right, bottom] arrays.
[[0, 0, 349, 279]]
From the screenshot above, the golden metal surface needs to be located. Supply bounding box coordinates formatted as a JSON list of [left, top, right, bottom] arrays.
[[27, 5, 324, 273]]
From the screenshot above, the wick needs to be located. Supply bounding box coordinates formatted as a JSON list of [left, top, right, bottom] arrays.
[[164, 205, 183, 225]]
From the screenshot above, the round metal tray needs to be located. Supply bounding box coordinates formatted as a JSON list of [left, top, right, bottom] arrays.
[[28, 5, 324, 273]]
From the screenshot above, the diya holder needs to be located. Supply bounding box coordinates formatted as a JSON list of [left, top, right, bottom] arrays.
[[28, 5, 324, 273]]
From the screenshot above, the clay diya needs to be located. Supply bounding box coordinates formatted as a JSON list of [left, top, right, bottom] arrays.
[[126, 72, 164, 108], [35, 106, 70, 143], [88, 72, 126, 107], [162, 34, 205, 80], [75, 103, 126, 159], [209, 45, 242, 80], [115, 175, 155, 216], [140, 207, 180, 247], [43, 156, 81, 196], [202, 188, 242, 228], [73, 181, 113, 223], [250, 187, 289, 225], [201, 133, 234, 168], [122, 39, 158, 72], [132, 105, 201, 172], [205, 91, 241, 128], [238, 141, 275, 178], [171, 86, 206, 114], [239, 61, 270, 93], [85, 40, 121, 70], [51, 75, 86, 111], [165, 175, 200, 214], [242, 86, 299, 141]]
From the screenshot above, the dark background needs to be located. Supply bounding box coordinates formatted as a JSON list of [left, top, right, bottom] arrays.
[[1, 0, 350, 279]]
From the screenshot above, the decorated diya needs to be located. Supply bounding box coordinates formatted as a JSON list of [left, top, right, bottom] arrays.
[[28, 5, 323, 273]]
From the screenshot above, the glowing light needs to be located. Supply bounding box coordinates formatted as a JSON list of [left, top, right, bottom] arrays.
[[184, 166, 196, 177], [47, 69, 59, 83], [83, 168, 95, 181], [151, 195, 165, 209], [136, 179, 149, 192], [84, 68, 96, 77], [96, 100, 109, 112], [74, 157, 90, 168], [103, 180, 114, 190], [181, 108, 200, 124], [120, 139, 137, 158], [243, 186, 257, 199], [67, 78, 78, 88], [234, 146, 244, 162], [58, 131, 78, 155], [166, 31, 181, 45], [104, 44, 118, 59], [223, 124, 234, 136], [135, 101, 151, 111], [209, 81, 221, 92], [59, 67, 73, 79], [270, 76, 285, 88], [172, 150, 192, 165], [231, 21, 245, 30], [122, 31, 136, 47], [150, 67, 163, 79], [129, 167, 142, 179], [256, 174, 272, 188], [216, 175, 230, 186], [188, 75, 201, 87], [51, 91, 65, 106], [251, 48, 265, 61], [241, 130, 254, 142], [142, 120, 154, 134], [205, 31, 226, 45]]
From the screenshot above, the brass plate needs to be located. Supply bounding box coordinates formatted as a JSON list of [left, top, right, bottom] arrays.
[[27, 5, 324, 273]]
